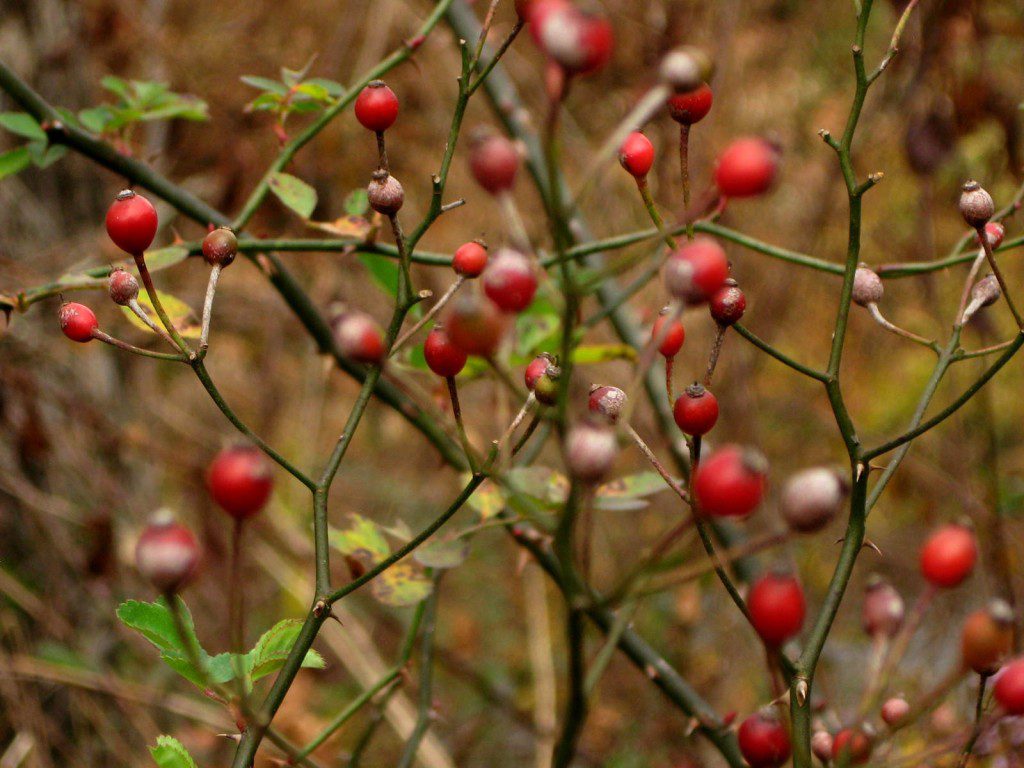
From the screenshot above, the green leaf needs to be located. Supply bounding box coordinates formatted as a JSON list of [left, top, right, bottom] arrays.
[[305, 78, 344, 97], [117, 598, 194, 656], [465, 477, 504, 520], [357, 253, 399, 298], [78, 106, 114, 133], [594, 472, 671, 511], [572, 344, 637, 365], [140, 97, 208, 122], [506, 466, 569, 505], [294, 82, 330, 101], [246, 93, 283, 112], [0, 147, 31, 180], [268, 172, 317, 219], [344, 189, 370, 216], [240, 75, 289, 95], [142, 245, 191, 272], [100, 75, 131, 99], [330, 514, 390, 562], [149, 735, 198, 768], [245, 619, 326, 682], [120, 290, 200, 338], [414, 537, 468, 569], [31, 143, 67, 169], [0, 113, 46, 141], [371, 562, 433, 606]]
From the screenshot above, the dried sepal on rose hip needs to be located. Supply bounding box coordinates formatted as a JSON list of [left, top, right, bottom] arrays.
[[354, 80, 399, 133], [468, 128, 519, 195], [564, 419, 618, 483], [106, 189, 159, 255], [331, 308, 386, 365], [714, 137, 779, 198], [959, 180, 995, 229], [861, 575, 904, 639], [693, 444, 767, 518], [779, 466, 848, 533], [663, 237, 730, 304], [59, 302, 99, 342], [207, 444, 274, 521], [108, 267, 140, 306], [672, 383, 719, 436], [202, 226, 238, 268], [747, 571, 806, 647], [588, 384, 626, 424], [737, 709, 791, 768], [852, 265, 884, 307], [367, 170, 405, 216], [135, 510, 200, 593]]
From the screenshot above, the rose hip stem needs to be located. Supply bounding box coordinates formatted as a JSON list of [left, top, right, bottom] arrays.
[[622, 423, 689, 504], [376, 131, 389, 172], [955, 246, 989, 323], [200, 264, 222, 353], [619, 302, 683, 426], [866, 585, 937, 713], [391, 277, 465, 354], [635, 176, 678, 250], [974, 223, 1023, 329], [865, 302, 935, 349], [445, 375, 478, 473], [126, 295, 182, 351], [497, 392, 537, 462], [133, 251, 193, 356], [679, 124, 694, 241], [90, 328, 188, 362], [229, 517, 247, 698], [703, 324, 727, 387]]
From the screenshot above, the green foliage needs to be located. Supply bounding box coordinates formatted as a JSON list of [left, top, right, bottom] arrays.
[[269, 171, 318, 219], [149, 736, 198, 768], [0, 113, 68, 180], [78, 77, 207, 137], [242, 58, 343, 128]]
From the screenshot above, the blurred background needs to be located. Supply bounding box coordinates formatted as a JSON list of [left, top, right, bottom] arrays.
[[1, 0, 1023, 766]]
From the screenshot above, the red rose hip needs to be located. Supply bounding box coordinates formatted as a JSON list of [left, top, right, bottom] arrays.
[[469, 130, 519, 195], [737, 710, 791, 768], [832, 728, 872, 765], [354, 80, 399, 133], [482, 248, 537, 313], [525, 353, 554, 391], [919, 523, 977, 588], [135, 511, 200, 593], [748, 572, 806, 646], [207, 444, 274, 520], [714, 137, 778, 198], [664, 237, 730, 304], [58, 302, 98, 342], [652, 310, 685, 358], [673, 383, 719, 436], [424, 326, 468, 378], [106, 189, 158, 255], [619, 131, 654, 179], [588, 385, 627, 424], [453, 241, 489, 278], [709, 278, 746, 326], [995, 658, 1024, 715], [332, 310, 386, 365], [668, 83, 713, 126], [443, 291, 509, 357], [538, 6, 614, 76], [693, 444, 767, 517]]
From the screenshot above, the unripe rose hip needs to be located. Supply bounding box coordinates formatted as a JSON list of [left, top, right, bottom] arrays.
[[588, 385, 626, 424], [532, 364, 561, 406], [332, 309, 386, 365], [538, 6, 613, 76], [961, 599, 1015, 675], [852, 266, 884, 306], [779, 466, 848, 533], [59, 302, 98, 342], [748, 572, 806, 646], [619, 131, 655, 179], [693, 444, 767, 518], [106, 189, 159, 255], [862, 576, 905, 639], [202, 227, 238, 268], [920, 522, 977, 588], [525, 353, 554, 391], [652, 310, 686, 357], [709, 278, 746, 326], [482, 247, 538, 313], [811, 731, 833, 763], [664, 237, 730, 304], [714, 138, 778, 198], [469, 130, 519, 195], [667, 83, 713, 126], [207, 444, 274, 520], [135, 511, 200, 593], [564, 420, 618, 483], [443, 291, 509, 357], [452, 240, 489, 278], [424, 326, 468, 378], [367, 170, 404, 216], [737, 710, 791, 768], [659, 47, 714, 92], [673, 383, 719, 436], [354, 80, 399, 133], [832, 728, 872, 765], [107, 267, 140, 306], [959, 180, 995, 228], [995, 658, 1024, 714], [881, 697, 910, 728]]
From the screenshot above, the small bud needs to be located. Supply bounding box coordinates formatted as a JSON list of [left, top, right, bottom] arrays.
[[108, 267, 140, 306], [564, 420, 618, 483], [959, 180, 995, 229], [658, 46, 714, 92], [881, 697, 910, 728], [135, 510, 200, 593], [852, 265, 884, 307], [367, 170, 405, 216], [780, 466, 849, 533], [862, 575, 905, 639], [811, 731, 834, 763], [588, 385, 626, 424], [202, 226, 238, 268]]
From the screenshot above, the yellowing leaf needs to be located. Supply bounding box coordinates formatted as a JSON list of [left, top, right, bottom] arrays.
[[371, 562, 433, 606], [307, 215, 371, 239], [120, 290, 200, 338]]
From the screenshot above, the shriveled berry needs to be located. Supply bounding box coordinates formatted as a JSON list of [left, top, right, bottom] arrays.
[[673, 383, 719, 436], [525, 353, 554, 391], [748, 572, 806, 646], [693, 444, 768, 518], [862, 576, 905, 639], [588, 385, 626, 424], [106, 189, 158, 255], [135, 511, 200, 593], [453, 241, 489, 278], [852, 266, 884, 306], [108, 267, 140, 306], [202, 227, 238, 267], [533, 364, 561, 406], [959, 180, 995, 228], [667, 83, 713, 126], [538, 6, 613, 76], [424, 326, 468, 378], [995, 658, 1024, 714], [482, 248, 537, 313], [881, 697, 910, 728], [443, 290, 509, 357], [779, 467, 848, 533], [564, 420, 617, 483], [367, 170, 404, 216], [737, 710, 791, 768], [619, 131, 654, 179], [659, 47, 714, 92], [207, 444, 274, 520], [709, 278, 746, 326], [332, 310, 386, 365], [961, 599, 1014, 675], [714, 138, 778, 198], [354, 80, 399, 133], [664, 237, 730, 304], [652, 311, 686, 357], [59, 302, 98, 342], [469, 130, 519, 194], [832, 728, 872, 765], [920, 522, 977, 588]]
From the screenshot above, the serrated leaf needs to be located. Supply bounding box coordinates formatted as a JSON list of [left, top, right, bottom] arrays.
[[0, 146, 31, 180], [240, 75, 289, 95], [344, 189, 370, 216], [120, 290, 200, 338], [268, 172, 317, 219], [0, 112, 45, 141], [370, 562, 433, 606], [245, 619, 326, 682], [117, 598, 193, 655], [149, 735, 198, 768], [414, 537, 468, 569], [330, 514, 390, 562]]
